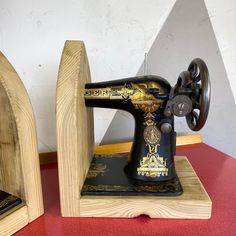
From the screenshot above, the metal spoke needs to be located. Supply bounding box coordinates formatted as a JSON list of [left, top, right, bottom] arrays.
[[190, 111, 199, 126]]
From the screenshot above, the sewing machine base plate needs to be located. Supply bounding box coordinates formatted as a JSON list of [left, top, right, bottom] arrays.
[[81, 155, 183, 196]]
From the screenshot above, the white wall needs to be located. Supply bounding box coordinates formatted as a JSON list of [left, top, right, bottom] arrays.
[[205, 0, 236, 103], [1, 0, 236, 155], [0, 0, 175, 151]]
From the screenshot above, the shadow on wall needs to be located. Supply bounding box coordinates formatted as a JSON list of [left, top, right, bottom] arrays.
[[102, 0, 236, 158]]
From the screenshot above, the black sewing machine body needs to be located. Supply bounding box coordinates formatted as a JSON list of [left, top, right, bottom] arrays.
[[85, 76, 176, 181], [82, 58, 210, 196]]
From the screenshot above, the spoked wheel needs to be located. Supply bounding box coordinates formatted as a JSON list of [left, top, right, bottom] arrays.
[[186, 58, 211, 131]]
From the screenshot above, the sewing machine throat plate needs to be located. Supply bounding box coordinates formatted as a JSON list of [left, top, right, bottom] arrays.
[[81, 155, 183, 196]]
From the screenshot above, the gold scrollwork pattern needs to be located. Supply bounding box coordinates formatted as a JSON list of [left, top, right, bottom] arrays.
[[84, 81, 169, 178], [84, 88, 111, 99], [82, 177, 180, 193], [86, 163, 108, 178], [0, 195, 18, 209], [84, 82, 165, 112], [144, 125, 161, 145], [137, 112, 168, 178]]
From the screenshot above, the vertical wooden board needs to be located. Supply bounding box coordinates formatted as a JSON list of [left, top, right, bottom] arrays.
[[0, 52, 43, 222], [56, 41, 94, 216]]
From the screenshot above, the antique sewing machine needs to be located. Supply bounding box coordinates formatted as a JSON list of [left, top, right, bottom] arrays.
[[80, 58, 210, 197]]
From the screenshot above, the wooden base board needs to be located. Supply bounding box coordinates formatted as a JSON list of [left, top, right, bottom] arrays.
[[0, 206, 28, 236], [79, 156, 212, 219]]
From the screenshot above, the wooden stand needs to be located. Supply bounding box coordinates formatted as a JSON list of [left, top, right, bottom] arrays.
[[56, 40, 212, 219], [80, 156, 211, 218], [0, 52, 43, 235]]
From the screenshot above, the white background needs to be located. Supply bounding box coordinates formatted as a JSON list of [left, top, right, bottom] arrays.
[[0, 0, 175, 151], [1, 0, 236, 155]]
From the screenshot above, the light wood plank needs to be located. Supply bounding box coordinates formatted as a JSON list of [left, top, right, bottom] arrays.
[[95, 134, 202, 155], [39, 134, 202, 164], [0, 52, 43, 223], [176, 134, 202, 146], [56, 41, 94, 216], [0, 206, 28, 236], [79, 156, 212, 219]]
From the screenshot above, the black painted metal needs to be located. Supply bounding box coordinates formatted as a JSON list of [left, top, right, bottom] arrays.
[[81, 155, 183, 196], [85, 76, 176, 182], [84, 59, 210, 189], [0, 190, 22, 216]]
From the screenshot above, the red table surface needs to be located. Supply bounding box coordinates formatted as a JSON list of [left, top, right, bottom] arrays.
[[14, 143, 236, 236]]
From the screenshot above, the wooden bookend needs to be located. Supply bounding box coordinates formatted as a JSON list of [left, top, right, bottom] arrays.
[[56, 41, 94, 216], [0, 52, 43, 235], [56, 40, 212, 219]]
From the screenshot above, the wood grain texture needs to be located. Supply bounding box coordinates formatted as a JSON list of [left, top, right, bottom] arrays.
[[79, 156, 212, 219], [95, 134, 202, 155], [176, 134, 202, 146], [0, 52, 43, 224], [0, 206, 28, 236], [39, 134, 202, 165], [0, 82, 22, 198], [56, 41, 94, 216]]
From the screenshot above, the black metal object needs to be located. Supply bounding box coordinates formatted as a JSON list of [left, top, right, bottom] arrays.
[[0, 190, 22, 217], [164, 58, 210, 131], [85, 76, 176, 182], [186, 58, 211, 131], [81, 155, 183, 196], [83, 58, 210, 195]]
